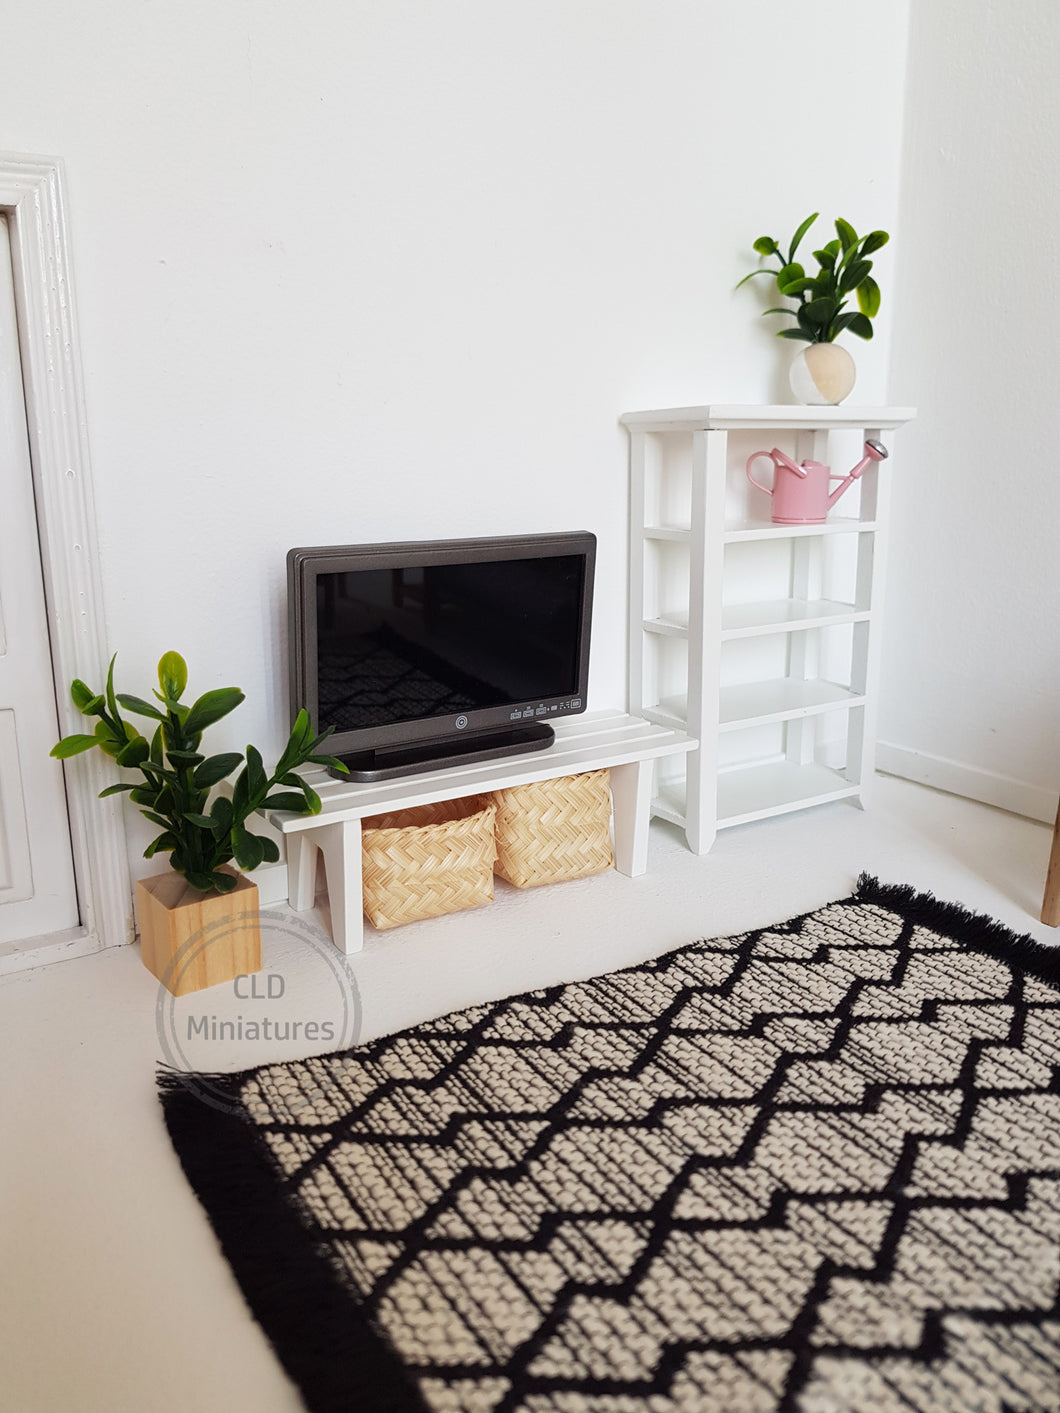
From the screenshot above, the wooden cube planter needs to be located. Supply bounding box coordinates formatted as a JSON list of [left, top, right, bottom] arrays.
[[137, 868, 262, 996]]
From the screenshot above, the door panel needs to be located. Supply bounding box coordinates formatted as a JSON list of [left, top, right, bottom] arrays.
[[0, 214, 80, 944]]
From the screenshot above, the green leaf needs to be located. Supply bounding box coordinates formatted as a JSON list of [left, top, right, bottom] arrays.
[[307, 754, 349, 774], [245, 744, 267, 801], [802, 296, 838, 326], [735, 268, 780, 289], [835, 217, 858, 251], [184, 870, 217, 892], [860, 230, 889, 255], [752, 235, 779, 256], [93, 720, 123, 758], [300, 785, 321, 815], [856, 275, 881, 318], [184, 812, 218, 830], [775, 262, 806, 296], [193, 752, 244, 789], [144, 831, 177, 859], [115, 736, 150, 769], [116, 694, 166, 722], [231, 769, 250, 818], [104, 654, 120, 723], [182, 687, 245, 736], [50, 733, 99, 759], [812, 247, 837, 271], [787, 212, 818, 263], [98, 782, 138, 798], [847, 312, 874, 340], [150, 725, 164, 766], [259, 836, 280, 864], [231, 825, 265, 872], [830, 311, 861, 335], [262, 790, 313, 813], [210, 795, 234, 832], [166, 749, 205, 765], [157, 652, 188, 702], [839, 258, 871, 294], [777, 277, 814, 295], [209, 870, 239, 894], [129, 786, 160, 806], [291, 708, 313, 748], [70, 679, 101, 714], [141, 810, 172, 831], [777, 328, 816, 341]]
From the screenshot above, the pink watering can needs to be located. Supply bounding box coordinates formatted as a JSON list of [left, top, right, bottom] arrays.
[[746, 439, 889, 525]]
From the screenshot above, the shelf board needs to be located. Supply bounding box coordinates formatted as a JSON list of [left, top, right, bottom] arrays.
[[723, 518, 877, 543], [654, 760, 862, 831], [642, 525, 691, 542], [716, 760, 859, 828], [651, 781, 687, 828], [721, 598, 868, 639], [642, 614, 689, 637], [643, 699, 688, 732], [719, 679, 865, 730], [621, 404, 916, 432]]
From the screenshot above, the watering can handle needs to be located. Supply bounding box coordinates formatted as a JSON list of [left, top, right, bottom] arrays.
[[746, 449, 806, 497]]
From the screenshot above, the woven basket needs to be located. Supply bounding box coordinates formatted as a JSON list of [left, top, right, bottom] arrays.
[[491, 769, 613, 889], [361, 795, 497, 930]]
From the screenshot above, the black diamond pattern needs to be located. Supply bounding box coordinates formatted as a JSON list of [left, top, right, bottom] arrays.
[[161, 879, 1060, 1413]]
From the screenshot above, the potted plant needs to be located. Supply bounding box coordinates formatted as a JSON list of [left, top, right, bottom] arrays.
[[737, 213, 889, 404], [52, 651, 348, 994]]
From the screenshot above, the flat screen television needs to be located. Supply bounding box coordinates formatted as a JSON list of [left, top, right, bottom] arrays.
[[287, 532, 596, 780]]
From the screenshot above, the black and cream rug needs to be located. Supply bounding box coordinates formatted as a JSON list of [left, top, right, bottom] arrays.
[[159, 876, 1060, 1413]]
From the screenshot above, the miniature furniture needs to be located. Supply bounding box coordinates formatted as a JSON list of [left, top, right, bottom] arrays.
[[1043, 798, 1060, 927], [620, 404, 916, 854], [269, 710, 695, 952]]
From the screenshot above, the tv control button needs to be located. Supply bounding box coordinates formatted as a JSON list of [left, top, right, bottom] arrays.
[[455, 715, 468, 730]]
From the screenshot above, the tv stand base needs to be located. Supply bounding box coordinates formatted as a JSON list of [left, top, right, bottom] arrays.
[[335, 722, 555, 782], [269, 711, 696, 954]]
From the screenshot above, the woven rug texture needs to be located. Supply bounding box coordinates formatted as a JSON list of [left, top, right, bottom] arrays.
[[160, 876, 1060, 1413]]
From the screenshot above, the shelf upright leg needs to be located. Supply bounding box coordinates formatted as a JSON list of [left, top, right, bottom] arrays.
[[785, 428, 828, 767], [847, 426, 894, 806], [627, 428, 649, 720], [684, 427, 726, 854]]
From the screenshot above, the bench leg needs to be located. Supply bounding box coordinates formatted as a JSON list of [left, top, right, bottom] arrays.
[[287, 834, 319, 912], [610, 759, 653, 876], [314, 821, 365, 954]]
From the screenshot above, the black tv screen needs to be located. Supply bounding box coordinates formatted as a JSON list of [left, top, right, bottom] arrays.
[[288, 533, 595, 779]]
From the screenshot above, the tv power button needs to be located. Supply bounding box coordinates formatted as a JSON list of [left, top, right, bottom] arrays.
[[455, 715, 469, 730]]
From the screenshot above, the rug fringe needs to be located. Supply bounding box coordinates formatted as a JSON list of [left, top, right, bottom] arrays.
[[158, 1071, 429, 1413], [855, 873, 1059, 988]]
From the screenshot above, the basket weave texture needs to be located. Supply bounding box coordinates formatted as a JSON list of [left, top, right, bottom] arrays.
[[361, 795, 497, 930], [491, 769, 613, 889]]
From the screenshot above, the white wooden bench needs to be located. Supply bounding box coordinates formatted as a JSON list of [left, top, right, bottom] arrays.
[[267, 710, 696, 953]]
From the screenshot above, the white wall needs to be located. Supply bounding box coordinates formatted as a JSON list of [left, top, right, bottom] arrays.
[[880, 0, 1060, 822], [3, 0, 910, 880]]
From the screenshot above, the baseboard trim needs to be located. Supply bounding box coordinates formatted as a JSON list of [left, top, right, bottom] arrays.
[[876, 742, 1057, 825]]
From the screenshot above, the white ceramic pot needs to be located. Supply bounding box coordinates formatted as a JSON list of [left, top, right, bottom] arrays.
[[789, 342, 856, 405]]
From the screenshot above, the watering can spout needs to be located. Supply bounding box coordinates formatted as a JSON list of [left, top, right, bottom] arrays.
[[826, 438, 890, 510]]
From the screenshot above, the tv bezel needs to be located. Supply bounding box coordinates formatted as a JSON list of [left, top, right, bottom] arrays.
[[287, 531, 596, 779]]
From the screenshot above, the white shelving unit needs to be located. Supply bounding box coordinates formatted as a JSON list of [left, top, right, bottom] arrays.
[[620, 404, 916, 853]]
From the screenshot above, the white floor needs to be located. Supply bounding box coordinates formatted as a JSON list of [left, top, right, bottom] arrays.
[[1, 774, 1056, 1413]]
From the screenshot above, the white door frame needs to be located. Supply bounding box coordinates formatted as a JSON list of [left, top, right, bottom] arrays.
[[0, 153, 131, 972]]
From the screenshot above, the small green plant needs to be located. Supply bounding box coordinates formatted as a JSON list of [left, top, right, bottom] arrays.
[[737, 213, 888, 343], [51, 651, 348, 893]]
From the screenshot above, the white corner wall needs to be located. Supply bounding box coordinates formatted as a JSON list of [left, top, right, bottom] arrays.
[[3, 1, 909, 884], [881, 0, 1060, 823]]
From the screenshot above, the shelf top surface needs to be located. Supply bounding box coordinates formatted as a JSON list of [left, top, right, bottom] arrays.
[[620, 404, 917, 431]]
